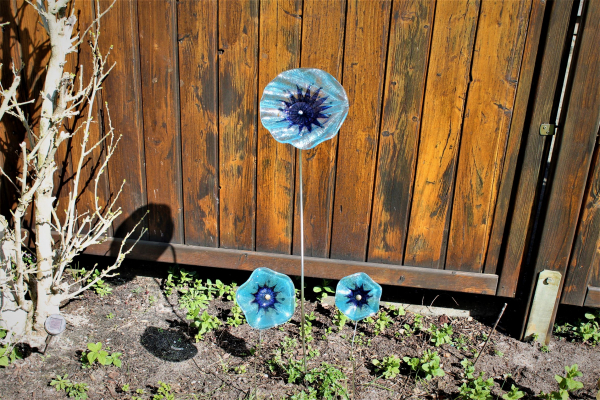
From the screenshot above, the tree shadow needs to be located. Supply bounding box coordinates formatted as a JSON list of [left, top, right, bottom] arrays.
[[140, 326, 197, 362], [216, 329, 251, 358], [106, 203, 175, 285]]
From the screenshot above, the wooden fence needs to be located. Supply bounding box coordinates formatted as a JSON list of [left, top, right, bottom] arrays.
[[1, 0, 599, 309]]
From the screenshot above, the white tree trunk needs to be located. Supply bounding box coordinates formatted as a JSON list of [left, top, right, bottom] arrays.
[[31, 9, 77, 343]]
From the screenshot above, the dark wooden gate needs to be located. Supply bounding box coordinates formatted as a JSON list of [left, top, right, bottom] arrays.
[[1, 0, 596, 305]]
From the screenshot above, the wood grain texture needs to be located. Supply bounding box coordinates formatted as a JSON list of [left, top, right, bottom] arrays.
[[329, 0, 391, 261], [404, 0, 480, 269], [292, 0, 346, 258], [562, 145, 600, 305], [368, 0, 435, 264], [138, 0, 183, 243], [496, 0, 575, 297], [533, 0, 600, 284], [81, 236, 499, 295], [446, 0, 531, 272], [484, 0, 546, 276], [255, 0, 301, 254], [178, 0, 219, 247], [0, 0, 25, 219], [68, 1, 110, 235], [98, 0, 147, 240], [218, 0, 258, 250], [15, 0, 51, 231], [584, 287, 600, 308]]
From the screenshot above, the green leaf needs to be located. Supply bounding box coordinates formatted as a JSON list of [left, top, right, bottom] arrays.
[[584, 313, 596, 320], [87, 342, 102, 353]]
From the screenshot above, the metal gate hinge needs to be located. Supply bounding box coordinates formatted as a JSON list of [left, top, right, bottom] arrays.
[[540, 124, 556, 136]]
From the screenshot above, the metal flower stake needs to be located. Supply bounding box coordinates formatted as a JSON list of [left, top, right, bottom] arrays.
[[335, 272, 382, 397], [236, 267, 295, 396], [260, 68, 349, 371]]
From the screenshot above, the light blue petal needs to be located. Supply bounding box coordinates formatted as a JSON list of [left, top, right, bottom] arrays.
[[335, 273, 382, 322], [260, 68, 349, 150], [236, 268, 295, 330]]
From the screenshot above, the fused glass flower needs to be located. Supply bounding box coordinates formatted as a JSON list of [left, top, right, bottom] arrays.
[[236, 267, 295, 330], [335, 273, 382, 322], [260, 68, 349, 150]]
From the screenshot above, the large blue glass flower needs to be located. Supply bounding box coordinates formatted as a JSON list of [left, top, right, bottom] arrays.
[[260, 68, 349, 150], [335, 273, 382, 322], [236, 268, 295, 330]]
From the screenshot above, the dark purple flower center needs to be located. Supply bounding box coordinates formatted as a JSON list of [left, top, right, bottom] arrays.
[[345, 284, 372, 309], [279, 85, 331, 136], [252, 283, 279, 312]]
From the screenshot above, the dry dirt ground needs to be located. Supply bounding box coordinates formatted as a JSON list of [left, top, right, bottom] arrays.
[[1, 263, 599, 400]]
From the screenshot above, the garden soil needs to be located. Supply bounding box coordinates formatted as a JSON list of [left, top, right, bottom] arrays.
[[1, 266, 599, 400]]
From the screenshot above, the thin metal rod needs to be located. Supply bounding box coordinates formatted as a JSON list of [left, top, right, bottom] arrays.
[[299, 149, 307, 372], [473, 303, 507, 369], [351, 321, 358, 399]]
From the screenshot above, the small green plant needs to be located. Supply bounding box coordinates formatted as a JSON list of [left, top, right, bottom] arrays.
[[540, 345, 550, 353], [312, 279, 335, 304], [495, 349, 505, 357], [372, 355, 401, 379], [106, 312, 114, 319], [188, 309, 221, 341], [0, 330, 22, 367], [267, 337, 317, 384], [178, 285, 210, 312], [458, 374, 494, 400], [333, 309, 348, 331], [428, 323, 453, 347], [301, 311, 317, 342], [81, 342, 122, 368], [403, 313, 424, 336], [455, 334, 470, 351], [148, 295, 157, 305], [502, 385, 525, 400], [403, 349, 445, 381], [153, 381, 175, 400], [304, 362, 348, 400], [540, 364, 584, 400], [226, 305, 245, 327], [387, 304, 406, 317], [234, 364, 247, 374], [121, 383, 130, 392], [131, 388, 146, 400], [50, 375, 89, 400], [372, 310, 393, 335], [87, 269, 113, 297], [225, 282, 238, 301]]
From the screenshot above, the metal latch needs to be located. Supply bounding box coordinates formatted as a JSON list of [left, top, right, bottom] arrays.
[[540, 124, 556, 136]]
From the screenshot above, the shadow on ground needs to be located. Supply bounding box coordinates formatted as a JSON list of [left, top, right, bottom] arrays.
[[140, 326, 197, 362]]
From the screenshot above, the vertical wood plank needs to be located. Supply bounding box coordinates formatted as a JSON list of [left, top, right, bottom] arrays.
[[292, 0, 346, 258], [99, 0, 147, 239], [218, 0, 258, 250], [0, 0, 25, 219], [138, 0, 183, 243], [562, 144, 600, 305], [484, 0, 546, 275], [15, 0, 51, 231], [446, 0, 531, 272], [367, 0, 434, 265], [329, 0, 391, 261], [178, 0, 219, 247], [496, 0, 575, 297], [404, 0, 480, 269], [68, 1, 110, 235], [533, 0, 600, 289], [256, 0, 302, 254]]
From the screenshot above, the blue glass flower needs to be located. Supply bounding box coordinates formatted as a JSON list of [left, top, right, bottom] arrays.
[[335, 273, 382, 322], [236, 267, 295, 330], [260, 68, 349, 150]]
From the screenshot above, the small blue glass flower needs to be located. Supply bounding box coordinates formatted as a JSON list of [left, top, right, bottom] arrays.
[[260, 68, 349, 150], [236, 267, 295, 330], [335, 273, 382, 322]]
